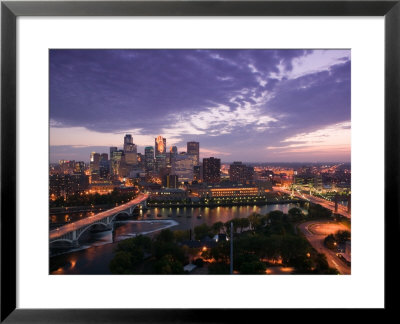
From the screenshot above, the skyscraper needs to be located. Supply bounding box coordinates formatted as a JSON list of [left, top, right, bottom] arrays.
[[144, 146, 155, 172], [110, 150, 123, 176], [171, 153, 196, 182], [155, 135, 166, 156], [90, 152, 101, 181], [99, 153, 110, 179], [89, 152, 100, 173], [124, 134, 133, 146], [229, 161, 254, 184], [203, 157, 221, 184], [155, 135, 167, 172], [109, 147, 117, 159], [187, 141, 199, 165], [124, 134, 137, 165]]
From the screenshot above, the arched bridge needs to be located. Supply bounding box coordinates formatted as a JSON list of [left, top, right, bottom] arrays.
[[50, 193, 149, 247]]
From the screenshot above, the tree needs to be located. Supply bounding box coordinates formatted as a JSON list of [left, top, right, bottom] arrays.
[[239, 260, 266, 274], [248, 213, 262, 231], [109, 251, 133, 274], [156, 229, 175, 243], [238, 217, 250, 233], [194, 223, 212, 240], [288, 207, 304, 222], [154, 254, 184, 274], [211, 221, 224, 235], [324, 234, 337, 250], [308, 203, 332, 219], [174, 230, 190, 242], [335, 230, 351, 243], [268, 210, 284, 224]]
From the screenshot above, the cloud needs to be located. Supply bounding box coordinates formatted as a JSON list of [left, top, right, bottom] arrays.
[[49, 49, 351, 162], [267, 121, 351, 155]]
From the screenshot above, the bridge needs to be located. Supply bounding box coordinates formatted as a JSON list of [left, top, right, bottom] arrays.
[[50, 193, 149, 247], [273, 187, 351, 218]]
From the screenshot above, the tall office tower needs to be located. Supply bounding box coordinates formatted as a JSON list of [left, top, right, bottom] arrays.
[[229, 161, 254, 184], [144, 146, 155, 172], [99, 153, 110, 179], [202, 157, 221, 184], [187, 141, 199, 165], [154, 135, 167, 172], [171, 153, 196, 182], [123, 134, 137, 165], [110, 150, 123, 176], [124, 134, 133, 146], [90, 152, 100, 173], [110, 147, 117, 160], [167, 146, 178, 167], [89, 152, 100, 181], [155, 135, 166, 156]]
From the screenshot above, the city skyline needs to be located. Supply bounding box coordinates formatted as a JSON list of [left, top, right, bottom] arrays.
[[50, 49, 351, 163]]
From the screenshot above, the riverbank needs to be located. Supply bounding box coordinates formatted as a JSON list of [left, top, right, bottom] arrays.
[[147, 198, 302, 208], [50, 203, 304, 274]]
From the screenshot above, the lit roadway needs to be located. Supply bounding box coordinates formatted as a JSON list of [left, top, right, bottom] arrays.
[[49, 193, 149, 240], [298, 221, 351, 275], [273, 186, 350, 218]]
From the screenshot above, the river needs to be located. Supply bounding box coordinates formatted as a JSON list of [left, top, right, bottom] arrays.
[[50, 203, 303, 274]]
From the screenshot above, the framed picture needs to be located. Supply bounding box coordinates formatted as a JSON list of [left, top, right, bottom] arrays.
[[1, 0, 398, 321]]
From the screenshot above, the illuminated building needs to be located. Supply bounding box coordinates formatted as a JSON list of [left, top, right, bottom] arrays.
[[90, 152, 100, 172], [155, 135, 166, 156], [89, 152, 100, 180], [195, 185, 263, 198], [99, 153, 109, 179], [59, 160, 76, 174], [155, 154, 167, 172], [88, 181, 116, 195], [170, 146, 178, 155], [193, 165, 201, 182], [49, 173, 89, 197], [110, 150, 123, 176], [203, 157, 221, 184], [187, 141, 199, 165], [124, 134, 137, 165], [144, 146, 155, 172], [137, 153, 144, 168], [163, 174, 179, 188], [171, 153, 197, 182], [150, 188, 186, 201], [229, 162, 254, 184], [155, 135, 167, 172], [74, 161, 85, 174], [109, 147, 117, 159]]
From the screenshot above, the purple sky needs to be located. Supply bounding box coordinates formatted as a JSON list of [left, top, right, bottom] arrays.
[[50, 49, 351, 163]]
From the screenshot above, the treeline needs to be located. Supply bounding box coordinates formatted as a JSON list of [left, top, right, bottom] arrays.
[[109, 204, 339, 275], [50, 189, 137, 208], [109, 230, 189, 274]]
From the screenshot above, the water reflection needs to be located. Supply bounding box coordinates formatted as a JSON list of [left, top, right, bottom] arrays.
[[50, 203, 304, 274]]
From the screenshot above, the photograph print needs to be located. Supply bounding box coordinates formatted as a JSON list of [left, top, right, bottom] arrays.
[[49, 49, 351, 275]]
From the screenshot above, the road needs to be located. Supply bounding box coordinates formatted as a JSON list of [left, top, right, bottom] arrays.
[[273, 186, 350, 218], [297, 220, 351, 275], [50, 193, 149, 240]]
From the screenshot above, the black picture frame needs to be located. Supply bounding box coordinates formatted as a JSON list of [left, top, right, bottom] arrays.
[[1, 0, 398, 322]]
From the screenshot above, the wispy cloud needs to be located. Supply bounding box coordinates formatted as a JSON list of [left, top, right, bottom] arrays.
[[267, 121, 351, 155]]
